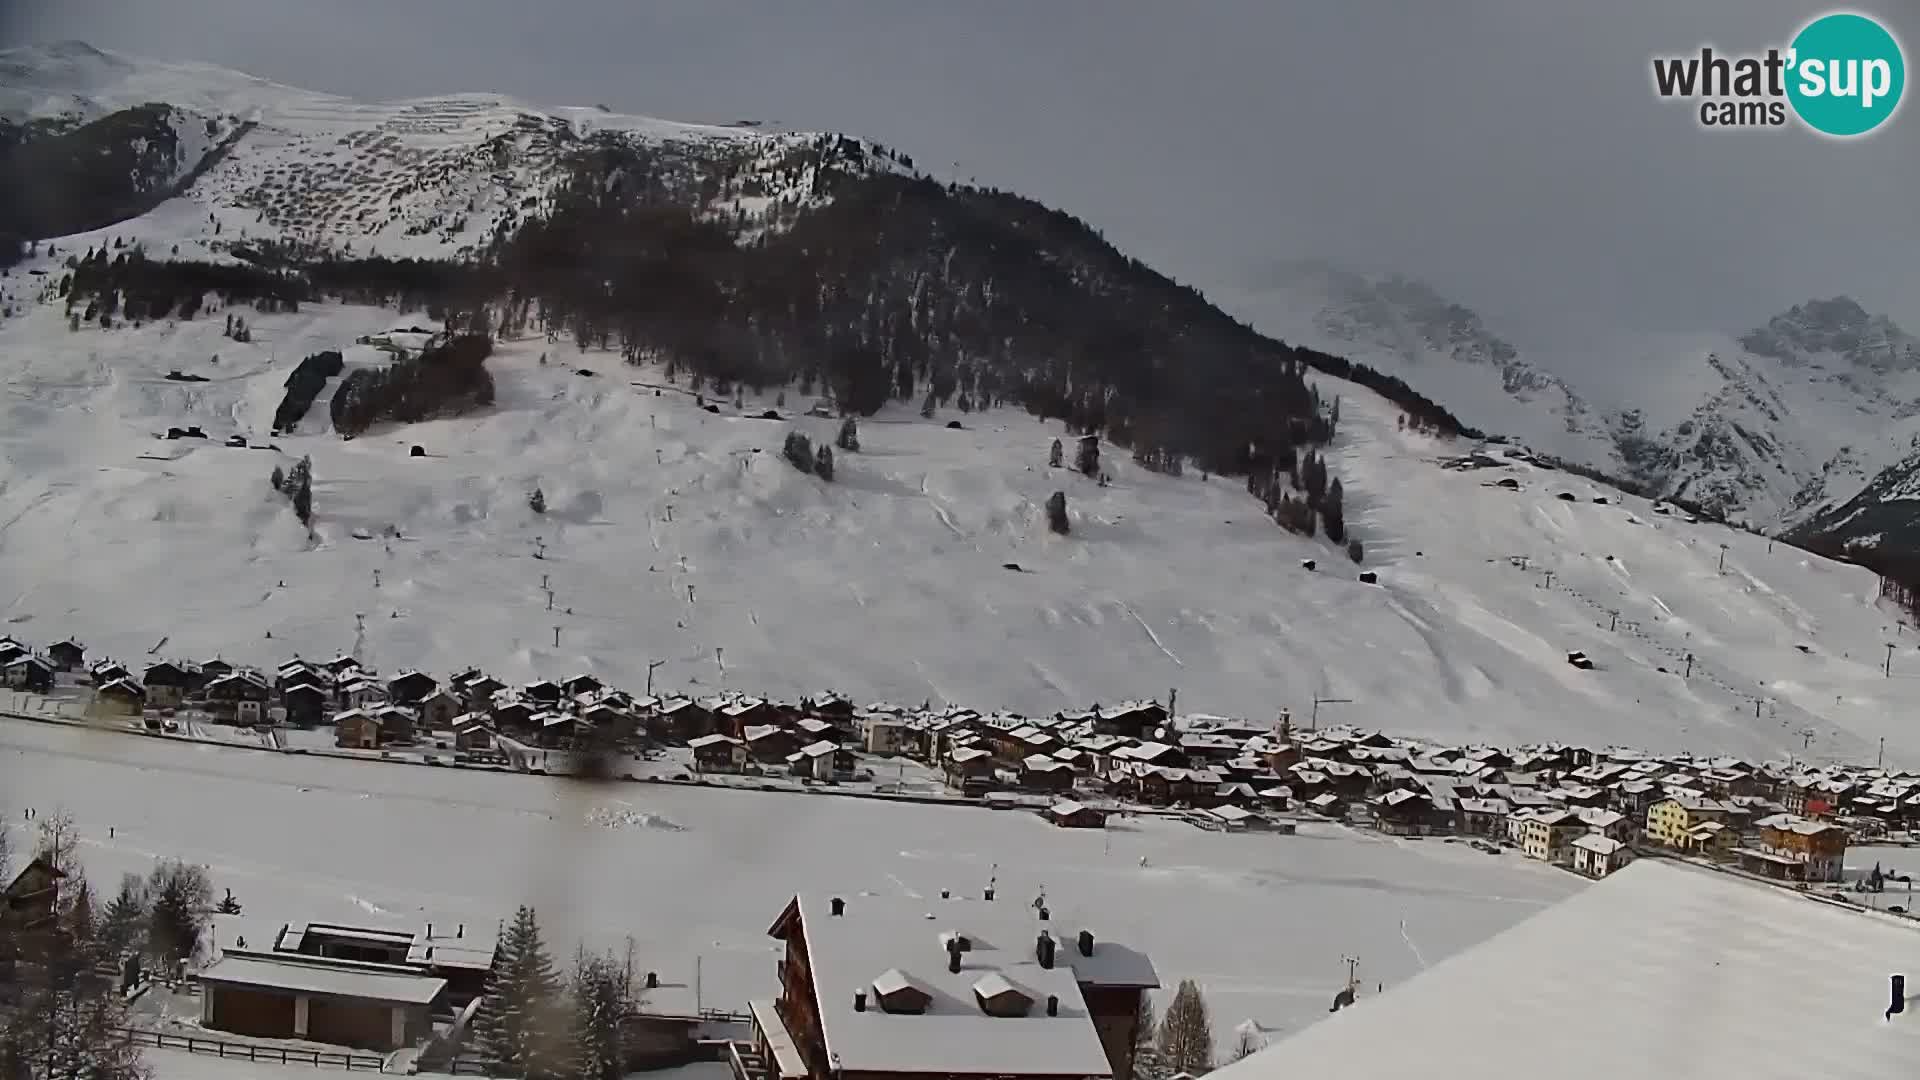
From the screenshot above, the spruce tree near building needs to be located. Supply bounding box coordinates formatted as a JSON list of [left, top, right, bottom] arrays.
[[836, 417, 860, 452], [1132, 994, 1171, 1080], [474, 905, 567, 1079], [1157, 978, 1214, 1075]]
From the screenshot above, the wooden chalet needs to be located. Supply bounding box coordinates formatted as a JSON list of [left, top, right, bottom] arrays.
[[386, 670, 438, 706], [416, 688, 461, 731], [652, 697, 715, 742], [46, 638, 84, 672], [1019, 755, 1076, 793], [282, 682, 329, 727], [690, 733, 747, 773], [1042, 800, 1108, 829], [3, 653, 55, 693], [335, 708, 379, 749]]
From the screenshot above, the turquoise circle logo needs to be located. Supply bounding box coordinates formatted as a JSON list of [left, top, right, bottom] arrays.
[[1787, 12, 1905, 136]]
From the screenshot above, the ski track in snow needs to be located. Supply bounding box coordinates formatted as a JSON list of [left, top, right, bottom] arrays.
[[1124, 603, 1184, 667]]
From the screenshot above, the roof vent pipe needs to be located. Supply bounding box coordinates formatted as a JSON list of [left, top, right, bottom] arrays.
[[1046, 995, 1059, 1017], [1036, 932, 1055, 970], [854, 990, 867, 1013]]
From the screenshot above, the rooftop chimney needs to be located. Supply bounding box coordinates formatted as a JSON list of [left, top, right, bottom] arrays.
[[948, 944, 963, 974], [1078, 930, 1094, 957], [854, 990, 868, 1013], [984, 886, 995, 901], [1046, 995, 1059, 1017], [426, 922, 433, 938], [1036, 932, 1056, 970], [831, 897, 845, 917], [1038, 906, 1050, 922], [647, 972, 658, 989], [457, 923, 464, 939], [941, 889, 950, 900]]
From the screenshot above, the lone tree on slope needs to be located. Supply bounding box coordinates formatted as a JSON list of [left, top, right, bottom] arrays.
[[814, 444, 835, 481], [1046, 491, 1070, 535], [1075, 435, 1100, 478], [529, 486, 547, 515], [1049, 438, 1063, 469], [836, 416, 860, 452]]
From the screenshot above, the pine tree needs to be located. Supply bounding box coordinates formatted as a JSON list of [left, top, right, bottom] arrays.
[[1323, 477, 1346, 543], [836, 417, 860, 452], [815, 444, 835, 481], [1157, 979, 1214, 1075], [1347, 538, 1364, 563], [292, 470, 312, 527], [146, 859, 211, 967], [477, 906, 565, 1078], [920, 388, 936, 419], [215, 888, 242, 915], [530, 487, 547, 515], [270, 465, 285, 491], [66, 875, 97, 949], [99, 873, 148, 959], [1046, 491, 1070, 535], [1132, 994, 1171, 1080], [1075, 436, 1100, 477], [569, 952, 630, 1080], [783, 431, 815, 474], [1049, 438, 1064, 469]]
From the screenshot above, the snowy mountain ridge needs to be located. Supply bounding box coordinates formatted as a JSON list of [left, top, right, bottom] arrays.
[[0, 41, 904, 264], [1226, 261, 1920, 541]]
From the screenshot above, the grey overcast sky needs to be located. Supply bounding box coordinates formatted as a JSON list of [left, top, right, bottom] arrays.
[[5, 0, 1917, 347]]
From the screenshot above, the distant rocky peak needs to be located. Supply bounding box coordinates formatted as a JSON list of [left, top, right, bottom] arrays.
[[1739, 295, 1912, 368]]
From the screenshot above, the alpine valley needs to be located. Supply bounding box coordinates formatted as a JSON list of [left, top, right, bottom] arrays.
[[6, 41, 1920, 769]]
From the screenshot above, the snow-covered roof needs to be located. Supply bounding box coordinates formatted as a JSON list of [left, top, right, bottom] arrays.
[[1208, 860, 1920, 1080], [1570, 834, 1624, 856], [197, 951, 446, 1005], [778, 894, 1131, 1076], [688, 733, 740, 749]]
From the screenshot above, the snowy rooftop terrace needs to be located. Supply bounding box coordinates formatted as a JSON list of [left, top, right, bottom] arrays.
[[1210, 859, 1920, 1080]]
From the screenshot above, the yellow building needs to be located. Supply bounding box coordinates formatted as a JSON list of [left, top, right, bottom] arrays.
[[1646, 796, 1735, 851]]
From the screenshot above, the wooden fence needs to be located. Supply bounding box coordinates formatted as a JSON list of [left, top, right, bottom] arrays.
[[117, 1027, 386, 1070]]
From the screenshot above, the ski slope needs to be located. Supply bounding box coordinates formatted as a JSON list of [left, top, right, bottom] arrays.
[[3, 295, 1919, 766]]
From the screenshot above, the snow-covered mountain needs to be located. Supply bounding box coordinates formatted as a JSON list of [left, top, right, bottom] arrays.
[[1226, 262, 1920, 539], [0, 40, 901, 264], [6, 45, 1920, 767]]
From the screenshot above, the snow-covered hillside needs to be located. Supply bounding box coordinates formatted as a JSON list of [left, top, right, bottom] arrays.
[[4, 295, 1920, 766], [1226, 263, 1920, 535], [0, 41, 896, 262]]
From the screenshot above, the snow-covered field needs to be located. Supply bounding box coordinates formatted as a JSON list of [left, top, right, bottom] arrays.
[[0, 719, 1576, 1043], [3, 292, 1919, 764]]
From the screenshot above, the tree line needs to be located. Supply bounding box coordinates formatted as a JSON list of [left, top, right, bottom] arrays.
[[1, 808, 217, 1080]]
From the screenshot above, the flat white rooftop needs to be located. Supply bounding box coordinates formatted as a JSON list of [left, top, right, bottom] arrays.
[[1212, 859, 1920, 1080], [197, 952, 447, 1006]]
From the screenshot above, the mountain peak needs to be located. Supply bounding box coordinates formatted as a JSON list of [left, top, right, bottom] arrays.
[[1738, 295, 1909, 366]]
